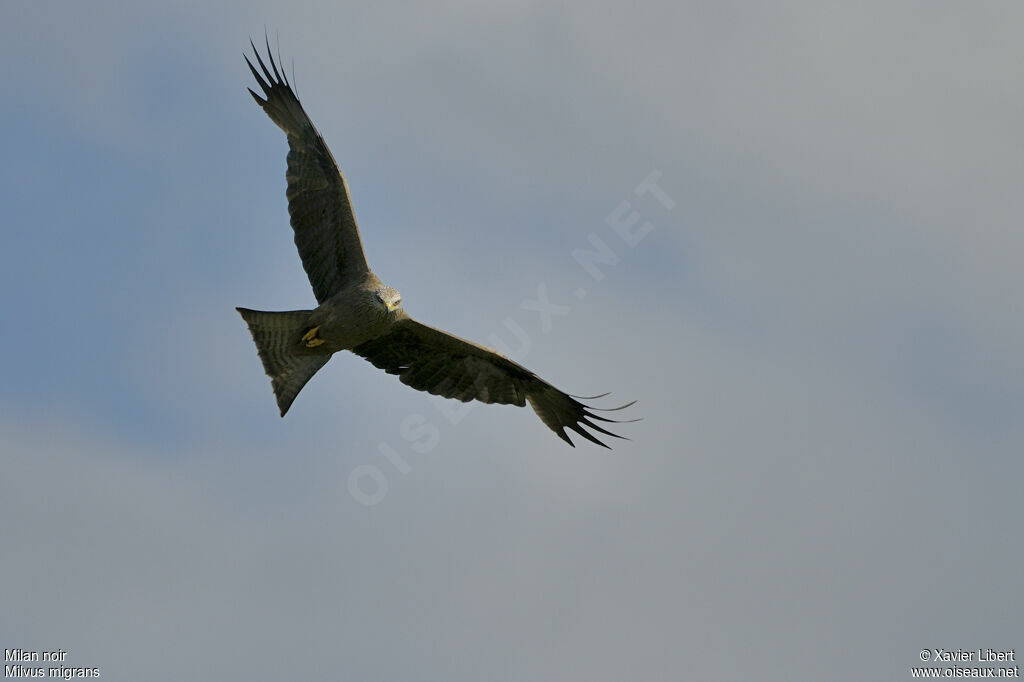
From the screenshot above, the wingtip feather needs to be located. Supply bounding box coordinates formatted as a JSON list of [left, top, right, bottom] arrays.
[[532, 389, 639, 449], [265, 33, 283, 83]]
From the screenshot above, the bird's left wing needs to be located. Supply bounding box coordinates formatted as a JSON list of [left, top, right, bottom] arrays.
[[351, 318, 635, 448], [246, 39, 371, 303]]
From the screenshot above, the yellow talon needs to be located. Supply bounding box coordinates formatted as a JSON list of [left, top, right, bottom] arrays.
[[302, 326, 325, 347]]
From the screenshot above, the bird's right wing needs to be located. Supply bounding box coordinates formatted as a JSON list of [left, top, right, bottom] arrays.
[[246, 39, 371, 303], [352, 318, 637, 448]]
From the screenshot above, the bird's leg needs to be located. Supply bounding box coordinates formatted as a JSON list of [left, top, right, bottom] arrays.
[[302, 326, 325, 348]]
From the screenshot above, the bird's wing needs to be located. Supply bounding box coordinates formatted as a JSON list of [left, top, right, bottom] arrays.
[[351, 318, 636, 448], [246, 38, 371, 303]]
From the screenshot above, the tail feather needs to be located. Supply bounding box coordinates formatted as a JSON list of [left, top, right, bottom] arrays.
[[236, 307, 330, 416]]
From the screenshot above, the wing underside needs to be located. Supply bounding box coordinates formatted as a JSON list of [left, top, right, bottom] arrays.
[[246, 39, 371, 303], [352, 318, 637, 447]]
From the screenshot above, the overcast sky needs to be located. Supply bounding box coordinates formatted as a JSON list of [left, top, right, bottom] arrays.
[[2, 2, 1022, 680]]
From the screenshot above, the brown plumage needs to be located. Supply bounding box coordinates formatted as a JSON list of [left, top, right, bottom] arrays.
[[237, 38, 637, 447]]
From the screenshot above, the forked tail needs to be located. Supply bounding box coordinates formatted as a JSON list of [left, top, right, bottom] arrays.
[[236, 307, 330, 416]]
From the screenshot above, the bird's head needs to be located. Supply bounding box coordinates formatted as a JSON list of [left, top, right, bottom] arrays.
[[375, 286, 403, 314]]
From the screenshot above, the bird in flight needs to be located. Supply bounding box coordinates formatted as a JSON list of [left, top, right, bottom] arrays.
[[237, 39, 637, 447]]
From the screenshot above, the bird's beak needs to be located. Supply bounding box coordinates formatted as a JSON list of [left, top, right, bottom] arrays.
[[386, 301, 399, 312]]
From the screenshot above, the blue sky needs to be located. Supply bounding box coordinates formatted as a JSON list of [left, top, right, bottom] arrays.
[[2, 2, 1023, 680]]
